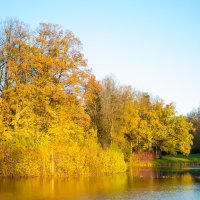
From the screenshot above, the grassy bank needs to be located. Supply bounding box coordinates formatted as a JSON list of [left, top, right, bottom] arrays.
[[153, 154, 200, 166]]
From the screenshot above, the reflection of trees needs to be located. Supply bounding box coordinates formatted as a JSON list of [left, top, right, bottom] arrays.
[[1, 169, 200, 199], [128, 168, 196, 188], [0, 175, 128, 199]]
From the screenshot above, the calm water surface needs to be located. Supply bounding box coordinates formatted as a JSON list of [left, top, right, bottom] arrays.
[[1, 167, 200, 200]]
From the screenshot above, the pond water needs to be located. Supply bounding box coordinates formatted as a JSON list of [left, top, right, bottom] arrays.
[[1, 167, 200, 200]]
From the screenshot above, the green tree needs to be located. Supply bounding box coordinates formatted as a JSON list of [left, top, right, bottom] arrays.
[[187, 107, 200, 153], [152, 103, 193, 158]]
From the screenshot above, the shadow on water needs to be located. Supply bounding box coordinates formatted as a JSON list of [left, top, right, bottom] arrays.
[[1, 167, 200, 199]]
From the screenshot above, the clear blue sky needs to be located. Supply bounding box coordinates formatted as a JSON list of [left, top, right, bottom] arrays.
[[1, 0, 200, 114]]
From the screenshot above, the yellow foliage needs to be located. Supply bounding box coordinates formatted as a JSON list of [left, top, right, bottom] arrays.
[[0, 19, 194, 177]]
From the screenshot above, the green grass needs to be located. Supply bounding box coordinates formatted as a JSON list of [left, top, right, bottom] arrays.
[[153, 154, 200, 165]]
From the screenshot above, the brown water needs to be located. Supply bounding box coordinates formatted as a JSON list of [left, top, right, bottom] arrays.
[[1, 167, 200, 200]]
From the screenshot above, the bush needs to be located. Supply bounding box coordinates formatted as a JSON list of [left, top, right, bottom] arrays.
[[129, 151, 154, 169]]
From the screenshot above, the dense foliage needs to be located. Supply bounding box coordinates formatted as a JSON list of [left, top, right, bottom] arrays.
[[88, 77, 194, 160], [187, 107, 200, 153], [0, 19, 194, 176]]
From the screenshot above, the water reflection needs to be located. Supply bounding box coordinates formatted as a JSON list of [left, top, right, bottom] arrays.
[[1, 167, 200, 200]]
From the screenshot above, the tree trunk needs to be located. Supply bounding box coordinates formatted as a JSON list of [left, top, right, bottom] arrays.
[[155, 147, 162, 159], [148, 142, 152, 151], [130, 141, 133, 154], [51, 151, 55, 176], [155, 146, 158, 158], [137, 136, 140, 152], [158, 148, 162, 159], [43, 154, 46, 176], [110, 120, 113, 145]]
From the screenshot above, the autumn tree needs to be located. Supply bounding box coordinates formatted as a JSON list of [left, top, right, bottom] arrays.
[[0, 19, 127, 176], [84, 75, 102, 130]]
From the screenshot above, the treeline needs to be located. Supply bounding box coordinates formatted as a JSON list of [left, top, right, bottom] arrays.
[[87, 77, 193, 160], [0, 19, 194, 176]]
